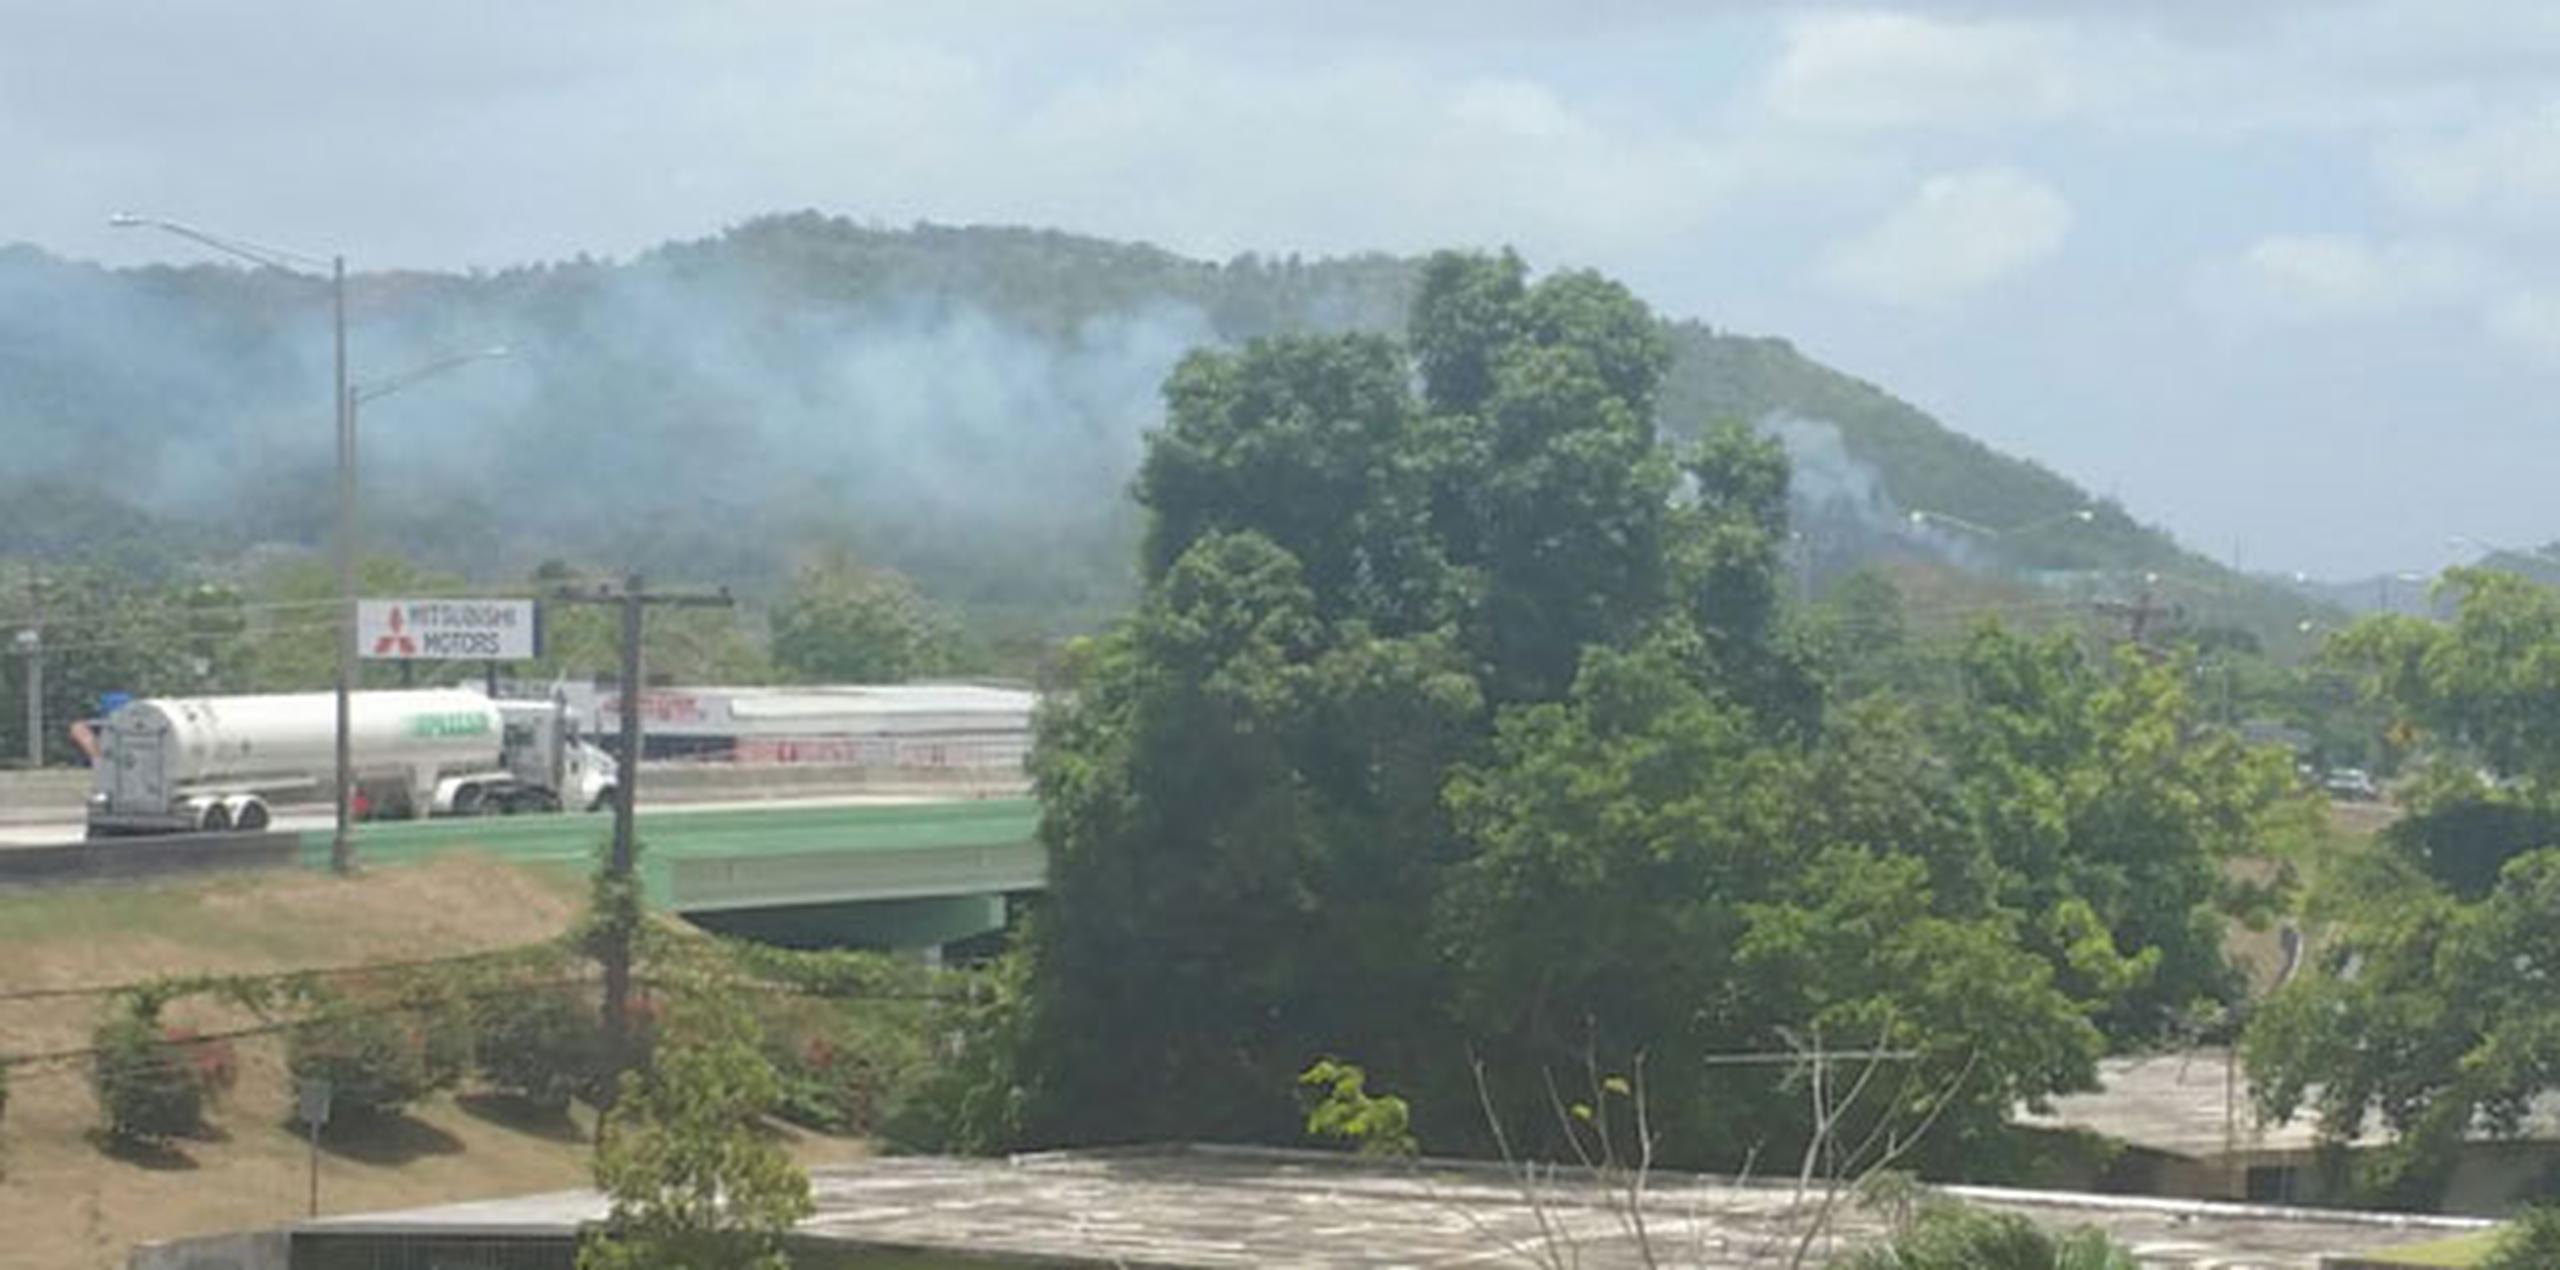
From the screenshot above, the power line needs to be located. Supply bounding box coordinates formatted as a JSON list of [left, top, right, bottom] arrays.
[[0, 583, 554, 631], [11, 620, 343, 657], [0, 942, 567, 1006], [550, 574, 734, 1085]]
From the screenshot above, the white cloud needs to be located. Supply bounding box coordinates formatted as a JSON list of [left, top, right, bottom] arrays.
[[2485, 292, 2560, 365], [2377, 104, 2560, 226], [1765, 11, 2079, 130], [1817, 167, 2071, 306], [2206, 234, 2489, 322], [2192, 233, 2560, 370]]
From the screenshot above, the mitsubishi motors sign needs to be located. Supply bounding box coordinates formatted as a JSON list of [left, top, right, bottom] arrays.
[[357, 598, 540, 661]]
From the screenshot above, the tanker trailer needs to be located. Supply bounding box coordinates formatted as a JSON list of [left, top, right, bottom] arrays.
[[85, 689, 615, 837]]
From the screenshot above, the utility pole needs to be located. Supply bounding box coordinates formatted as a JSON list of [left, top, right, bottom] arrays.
[[549, 574, 731, 1084], [15, 568, 39, 768], [331, 256, 354, 875], [2094, 572, 2179, 659]]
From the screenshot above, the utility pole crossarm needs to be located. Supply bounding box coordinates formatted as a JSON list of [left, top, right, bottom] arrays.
[[546, 575, 733, 1086], [2093, 573, 2180, 657]]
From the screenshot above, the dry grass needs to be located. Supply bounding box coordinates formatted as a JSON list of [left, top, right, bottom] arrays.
[[0, 855, 861, 1270]]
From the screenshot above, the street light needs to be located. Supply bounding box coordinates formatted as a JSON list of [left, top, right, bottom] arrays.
[[113, 213, 359, 870], [1905, 506, 2096, 539], [353, 347, 510, 408]]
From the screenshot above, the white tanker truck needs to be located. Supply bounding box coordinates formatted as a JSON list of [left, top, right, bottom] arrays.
[[85, 688, 617, 837]]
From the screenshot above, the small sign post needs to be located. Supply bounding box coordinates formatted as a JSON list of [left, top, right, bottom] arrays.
[[297, 1076, 333, 1216]]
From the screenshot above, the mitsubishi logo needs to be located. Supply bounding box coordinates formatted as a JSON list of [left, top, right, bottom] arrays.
[[372, 606, 418, 657]]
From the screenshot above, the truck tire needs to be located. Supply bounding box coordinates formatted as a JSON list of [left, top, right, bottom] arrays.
[[453, 784, 486, 817], [198, 803, 232, 833], [233, 798, 271, 831]]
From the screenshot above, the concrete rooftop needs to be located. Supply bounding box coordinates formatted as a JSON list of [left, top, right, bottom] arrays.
[[298, 1143, 2492, 1268], [2021, 1049, 2560, 1160]]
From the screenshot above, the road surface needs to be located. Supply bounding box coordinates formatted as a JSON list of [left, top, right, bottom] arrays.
[[0, 789, 990, 849]]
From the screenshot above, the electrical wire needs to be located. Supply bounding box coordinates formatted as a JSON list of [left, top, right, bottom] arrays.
[[0, 942, 568, 1006]]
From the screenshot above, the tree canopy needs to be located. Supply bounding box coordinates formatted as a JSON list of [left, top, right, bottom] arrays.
[[1006, 250, 2307, 1175], [2246, 571, 2560, 1207]]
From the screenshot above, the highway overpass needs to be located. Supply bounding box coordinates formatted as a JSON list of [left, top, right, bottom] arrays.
[[2, 796, 1044, 958], [323, 798, 1044, 956]]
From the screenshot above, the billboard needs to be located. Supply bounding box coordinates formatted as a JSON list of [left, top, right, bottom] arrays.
[[357, 598, 540, 662]]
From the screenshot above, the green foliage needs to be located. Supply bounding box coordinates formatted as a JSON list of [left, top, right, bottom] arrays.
[[579, 992, 813, 1270], [755, 993, 931, 1135], [1298, 1059, 1415, 1157], [1830, 1197, 2139, 1269], [1, 220, 2332, 683], [2246, 846, 2560, 1208], [287, 1000, 452, 1122], [91, 1015, 208, 1144], [769, 549, 959, 684], [474, 986, 604, 1111], [1952, 628, 2318, 1036], [2483, 1204, 2560, 1270], [1439, 640, 2104, 1166], [885, 947, 1034, 1155], [1005, 249, 2315, 1179], [2331, 569, 2560, 784], [2245, 574, 2560, 1208]]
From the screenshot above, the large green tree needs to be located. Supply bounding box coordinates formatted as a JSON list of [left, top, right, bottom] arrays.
[[1023, 531, 1478, 1143], [1021, 251, 1686, 1144], [767, 548, 956, 684], [1951, 628, 2313, 1037], [2246, 844, 2560, 1208], [1438, 641, 2102, 1168], [2246, 572, 2560, 1207], [1008, 249, 2304, 1178]]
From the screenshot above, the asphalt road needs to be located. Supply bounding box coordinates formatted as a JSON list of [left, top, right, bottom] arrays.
[[0, 790, 963, 849]]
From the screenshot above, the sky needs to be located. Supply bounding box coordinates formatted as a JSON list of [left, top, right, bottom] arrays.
[[6, 0, 2558, 578]]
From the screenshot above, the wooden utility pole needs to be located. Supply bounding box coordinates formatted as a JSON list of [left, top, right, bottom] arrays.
[[2094, 572, 2179, 659], [549, 574, 731, 1082], [16, 568, 41, 769]]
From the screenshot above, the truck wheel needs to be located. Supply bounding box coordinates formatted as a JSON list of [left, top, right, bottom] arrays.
[[198, 803, 232, 833], [234, 799, 271, 831], [453, 784, 485, 817], [588, 787, 615, 813]]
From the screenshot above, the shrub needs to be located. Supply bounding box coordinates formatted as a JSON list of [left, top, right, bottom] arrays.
[[474, 986, 600, 1111], [287, 1004, 449, 1121], [91, 1016, 205, 1143], [2484, 1205, 2560, 1270], [396, 980, 475, 1091], [756, 996, 929, 1135], [1832, 1198, 2139, 1270], [159, 1026, 238, 1098]]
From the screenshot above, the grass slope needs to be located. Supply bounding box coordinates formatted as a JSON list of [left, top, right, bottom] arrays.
[[0, 855, 856, 1270]]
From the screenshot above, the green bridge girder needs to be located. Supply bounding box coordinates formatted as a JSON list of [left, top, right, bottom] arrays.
[[289, 798, 1042, 951]]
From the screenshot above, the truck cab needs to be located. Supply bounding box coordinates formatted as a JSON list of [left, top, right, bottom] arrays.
[[433, 699, 616, 815]]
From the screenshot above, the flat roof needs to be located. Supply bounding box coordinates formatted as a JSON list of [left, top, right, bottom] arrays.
[[2020, 1049, 2560, 1161], [297, 1144, 2489, 1267]]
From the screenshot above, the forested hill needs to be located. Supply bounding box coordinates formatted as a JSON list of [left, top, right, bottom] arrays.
[[0, 213, 2298, 636]]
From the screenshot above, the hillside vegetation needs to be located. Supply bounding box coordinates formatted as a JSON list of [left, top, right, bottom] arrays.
[[1, 217, 2319, 642]]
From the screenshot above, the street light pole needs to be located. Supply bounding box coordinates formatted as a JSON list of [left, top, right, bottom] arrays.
[[109, 215, 361, 869], [332, 255, 354, 874]]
